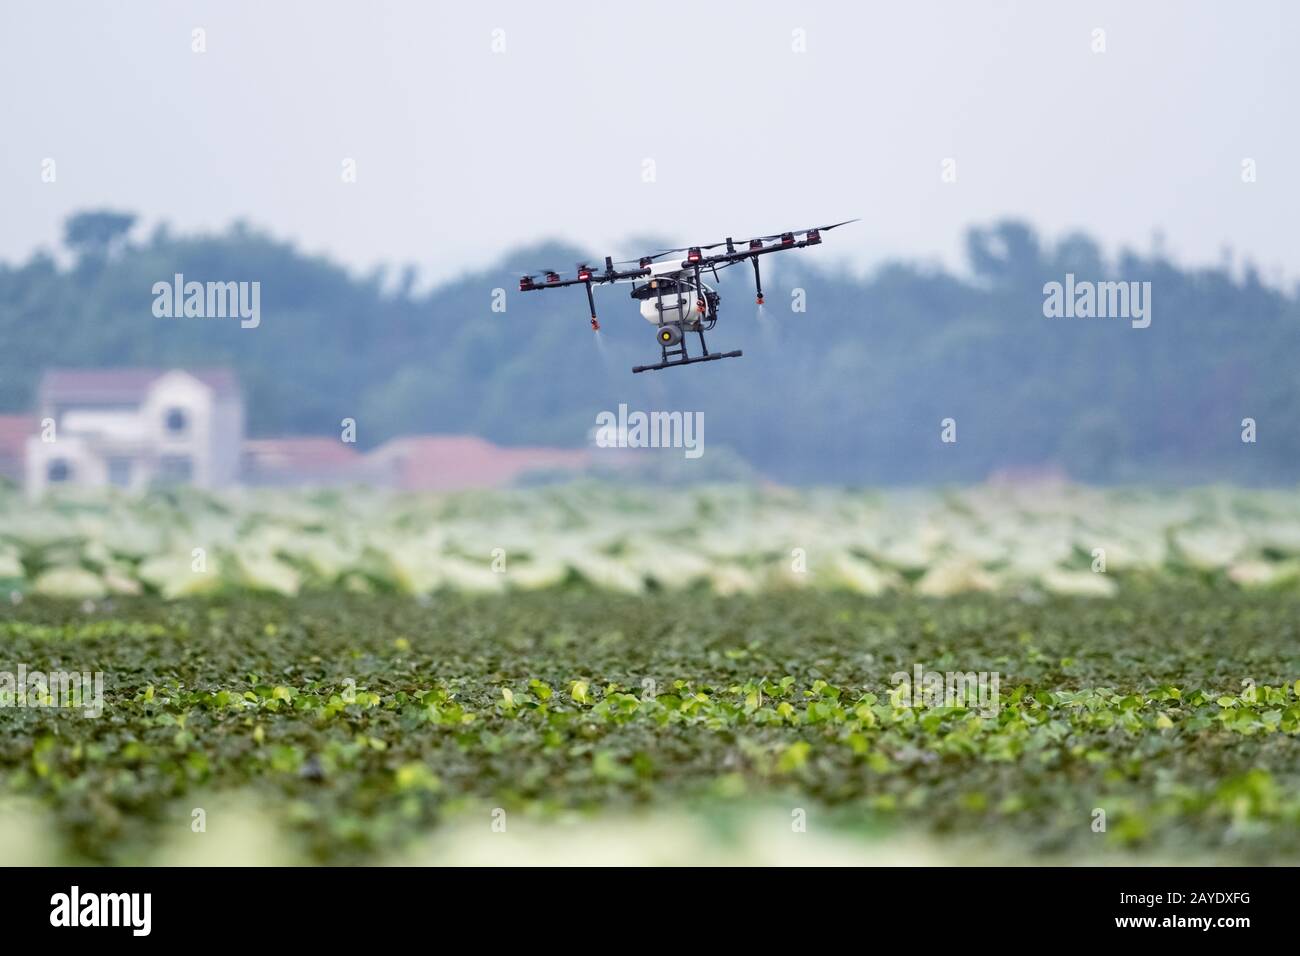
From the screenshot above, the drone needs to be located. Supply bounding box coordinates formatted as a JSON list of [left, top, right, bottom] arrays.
[[518, 220, 857, 373]]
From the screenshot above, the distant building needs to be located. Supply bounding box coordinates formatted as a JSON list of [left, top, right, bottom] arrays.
[[0, 415, 34, 484], [14, 368, 589, 494], [364, 435, 590, 491], [242, 437, 363, 486], [25, 368, 244, 494]]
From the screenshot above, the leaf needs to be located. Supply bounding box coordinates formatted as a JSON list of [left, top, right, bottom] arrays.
[[776, 741, 811, 773], [592, 750, 633, 782], [394, 762, 441, 792]]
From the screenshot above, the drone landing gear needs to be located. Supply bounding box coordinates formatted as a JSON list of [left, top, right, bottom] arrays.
[[633, 351, 743, 373], [633, 326, 742, 374]]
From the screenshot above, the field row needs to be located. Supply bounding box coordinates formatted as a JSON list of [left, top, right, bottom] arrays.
[[5, 483, 1300, 599]]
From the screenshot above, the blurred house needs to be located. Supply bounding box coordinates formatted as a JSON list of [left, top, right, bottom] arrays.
[[25, 368, 244, 494], [0, 415, 34, 483], [245, 435, 589, 490], [364, 435, 590, 491], [242, 437, 363, 486], [13, 367, 590, 493]]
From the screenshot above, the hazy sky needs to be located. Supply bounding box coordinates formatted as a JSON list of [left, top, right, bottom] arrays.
[[2, 0, 1295, 285]]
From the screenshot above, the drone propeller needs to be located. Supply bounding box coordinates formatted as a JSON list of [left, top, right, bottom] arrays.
[[781, 218, 858, 235], [653, 241, 734, 260], [523, 220, 857, 286], [753, 220, 858, 243], [585, 257, 622, 277], [617, 220, 858, 260], [800, 218, 860, 240], [614, 251, 674, 268], [518, 269, 562, 290], [656, 221, 859, 258]]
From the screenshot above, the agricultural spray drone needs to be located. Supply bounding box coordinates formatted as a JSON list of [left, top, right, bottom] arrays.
[[518, 220, 857, 373]]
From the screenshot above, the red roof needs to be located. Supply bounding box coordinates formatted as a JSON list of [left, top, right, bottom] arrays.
[[0, 415, 34, 443], [0, 415, 34, 479], [244, 438, 362, 469], [368, 435, 589, 491], [39, 368, 240, 405], [242, 438, 363, 485]]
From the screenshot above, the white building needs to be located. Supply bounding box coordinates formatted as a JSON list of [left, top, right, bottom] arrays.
[[25, 369, 244, 495]]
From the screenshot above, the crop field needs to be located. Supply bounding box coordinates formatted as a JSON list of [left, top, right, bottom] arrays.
[[6, 483, 1300, 600], [2, 583, 1298, 865]]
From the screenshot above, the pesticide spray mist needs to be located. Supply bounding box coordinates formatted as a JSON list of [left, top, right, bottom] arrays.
[[754, 302, 779, 344], [592, 328, 618, 373]]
